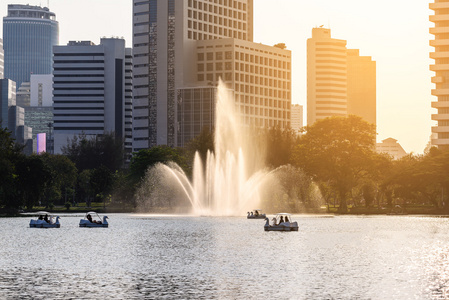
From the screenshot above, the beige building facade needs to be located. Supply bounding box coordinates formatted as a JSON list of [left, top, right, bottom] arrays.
[[430, 0, 449, 149], [376, 138, 407, 160], [307, 27, 376, 127]]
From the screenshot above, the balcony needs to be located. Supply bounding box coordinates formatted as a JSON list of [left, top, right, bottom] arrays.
[[430, 39, 449, 47], [432, 113, 449, 120], [432, 101, 449, 108], [431, 138, 449, 146], [430, 64, 449, 71], [432, 126, 449, 133], [430, 14, 449, 22], [430, 51, 449, 59], [430, 2, 449, 10], [431, 88, 449, 95], [431, 76, 444, 83], [430, 27, 449, 35]]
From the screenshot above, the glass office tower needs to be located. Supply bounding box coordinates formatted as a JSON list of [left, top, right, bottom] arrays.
[[3, 4, 59, 89]]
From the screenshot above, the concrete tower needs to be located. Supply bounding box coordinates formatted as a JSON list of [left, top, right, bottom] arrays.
[[430, 0, 449, 149], [3, 4, 59, 89]]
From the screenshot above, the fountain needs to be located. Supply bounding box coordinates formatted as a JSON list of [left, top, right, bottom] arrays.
[[140, 80, 271, 216]]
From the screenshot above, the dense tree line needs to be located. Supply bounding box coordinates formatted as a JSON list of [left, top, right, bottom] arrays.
[[3, 115, 449, 214]]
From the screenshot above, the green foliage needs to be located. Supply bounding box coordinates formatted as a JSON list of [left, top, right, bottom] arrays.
[[185, 126, 214, 164], [0, 128, 25, 209], [129, 145, 189, 186], [62, 132, 124, 172], [292, 115, 381, 213], [39, 153, 77, 206], [265, 126, 299, 169]]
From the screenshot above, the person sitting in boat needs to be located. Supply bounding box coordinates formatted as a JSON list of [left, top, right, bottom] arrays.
[[272, 217, 277, 226], [87, 214, 93, 223], [284, 216, 289, 223], [44, 214, 49, 223], [279, 216, 284, 225], [254, 210, 259, 217], [250, 211, 254, 217], [38, 215, 43, 220]]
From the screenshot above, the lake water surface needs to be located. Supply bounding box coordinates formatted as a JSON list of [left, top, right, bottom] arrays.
[[1, 214, 449, 299]]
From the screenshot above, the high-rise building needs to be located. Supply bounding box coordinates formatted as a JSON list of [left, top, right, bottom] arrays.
[[0, 78, 32, 152], [52, 39, 133, 158], [291, 104, 303, 134], [430, 0, 449, 149], [0, 79, 16, 129], [3, 4, 59, 89], [132, 0, 291, 150], [346, 49, 376, 126], [24, 74, 53, 152], [0, 38, 4, 79], [307, 27, 376, 127]]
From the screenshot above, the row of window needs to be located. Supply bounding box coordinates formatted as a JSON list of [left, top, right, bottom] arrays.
[[188, 29, 246, 40], [198, 51, 290, 69]]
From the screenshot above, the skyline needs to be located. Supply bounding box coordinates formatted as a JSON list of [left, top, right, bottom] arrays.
[[0, 0, 434, 154]]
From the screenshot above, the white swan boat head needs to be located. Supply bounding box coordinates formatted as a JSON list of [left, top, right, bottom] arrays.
[[79, 211, 108, 228], [247, 209, 266, 219], [29, 211, 61, 228], [264, 213, 298, 231]]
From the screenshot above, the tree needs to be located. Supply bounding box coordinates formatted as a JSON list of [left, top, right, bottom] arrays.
[[62, 132, 124, 172], [40, 153, 78, 206], [265, 126, 299, 169], [15, 155, 51, 209], [185, 126, 214, 164], [0, 128, 24, 209], [292, 115, 380, 213], [129, 145, 189, 186]]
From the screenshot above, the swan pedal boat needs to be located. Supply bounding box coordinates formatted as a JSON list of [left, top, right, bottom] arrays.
[[264, 213, 298, 231], [79, 212, 109, 228], [247, 209, 266, 219], [29, 212, 61, 228]]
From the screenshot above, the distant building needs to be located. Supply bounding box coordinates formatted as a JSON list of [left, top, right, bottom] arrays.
[[430, 1, 449, 149], [30, 74, 53, 107], [0, 38, 4, 79], [291, 104, 303, 134], [0, 78, 15, 129], [346, 49, 376, 126], [133, 0, 291, 150], [376, 138, 407, 160], [52, 39, 133, 159], [24, 75, 53, 152], [307, 27, 376, 127], [16, 81, 30, 107], [3, 4, 59, 88]]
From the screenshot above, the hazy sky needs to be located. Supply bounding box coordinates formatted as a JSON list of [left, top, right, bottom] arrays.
[[0, 0, 434, 154]]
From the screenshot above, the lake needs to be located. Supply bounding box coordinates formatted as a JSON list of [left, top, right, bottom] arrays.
[[1, 214, 449, 299]]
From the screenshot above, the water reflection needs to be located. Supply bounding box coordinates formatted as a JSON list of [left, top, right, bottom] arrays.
[[1, 215, 449, 299]]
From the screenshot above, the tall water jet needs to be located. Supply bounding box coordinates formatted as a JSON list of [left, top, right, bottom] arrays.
[[140, 80, 271, 216]]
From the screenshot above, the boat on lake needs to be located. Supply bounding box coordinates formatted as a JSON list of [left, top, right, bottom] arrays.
[[247, 209, 266, 219], [79, 212, 109, 228], [29, 211, 61, 228], [264, 213, 298, 231]]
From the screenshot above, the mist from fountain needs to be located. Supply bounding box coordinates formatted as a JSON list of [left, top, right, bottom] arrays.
[[148, 80, 271, 216]]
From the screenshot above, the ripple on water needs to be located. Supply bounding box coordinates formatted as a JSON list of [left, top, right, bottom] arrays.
[[1, 214, 449, 299]]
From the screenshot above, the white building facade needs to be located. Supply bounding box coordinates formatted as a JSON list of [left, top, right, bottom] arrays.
[[52, 39, 133, 156]]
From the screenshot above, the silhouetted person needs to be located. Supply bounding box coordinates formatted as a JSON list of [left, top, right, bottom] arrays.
[[279, 216, 284, 224], [255, 210, 259, 217], [44, 214, 49, 223], [87, 214, 93, 223], [285, 216, 289, 223]]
